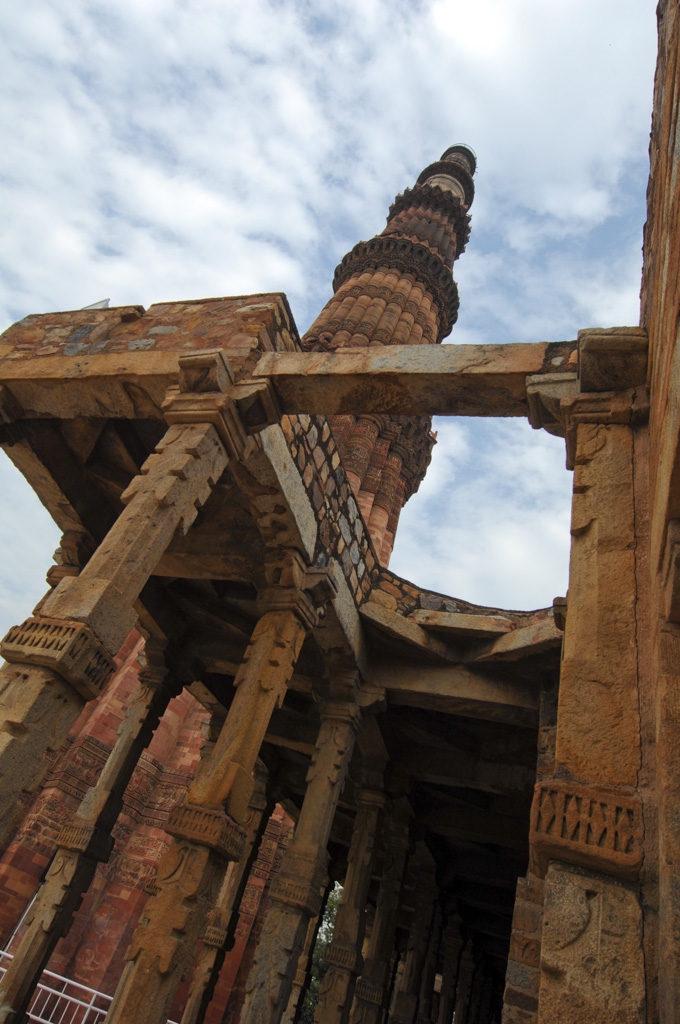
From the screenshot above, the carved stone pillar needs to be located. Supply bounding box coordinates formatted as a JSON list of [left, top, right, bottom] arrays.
[[389, 844, 437, 1024], [477, 975, 493, 1024], [315, 780, 385, 1024], [0, 350, 267, 845], [0, 639, 178, 1024], [436, 913, 463, 1024], [239, 696, 362, 1024], [281, 883, 330, 1024], [104, 554, 330, 1024], [452, 942, 474, 1024], [178, 763, 270, 1024], [414, 903, 441, 1024], [466, 960, 484, 1024], [349, 809, 410, 1024], [526, 378, 648, 1023]]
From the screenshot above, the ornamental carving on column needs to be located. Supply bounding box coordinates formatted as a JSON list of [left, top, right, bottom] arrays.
[[1, 617, 116, 700], [530, 780, 643, 881]]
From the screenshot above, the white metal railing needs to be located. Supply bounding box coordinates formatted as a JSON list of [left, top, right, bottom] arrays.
[[0, 950, 181, 1024], [0, 949, 112, 1023]]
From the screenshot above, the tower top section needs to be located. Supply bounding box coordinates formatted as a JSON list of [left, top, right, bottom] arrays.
[[416, 144, 476, 209], [303, 145, 475, 351]]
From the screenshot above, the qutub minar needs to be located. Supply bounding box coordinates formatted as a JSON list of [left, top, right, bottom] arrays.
[[0, 4, 677, 1023]]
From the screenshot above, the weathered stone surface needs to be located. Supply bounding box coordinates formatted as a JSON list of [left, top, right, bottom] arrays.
[[372, 659, 538, 724], [42, 420, 229, 652], [538, 863, 645, 1023], [472, 617, 562, 662], [0, 643, 176, 1023], [554, 422, 641, 787], [0, 662, 83, 848], [577, 328, 648, 394], [255, 342, 577, 419], [0, 295, 296, 419], [239, 699, 361, 1024], [410, 609, 513, 635]]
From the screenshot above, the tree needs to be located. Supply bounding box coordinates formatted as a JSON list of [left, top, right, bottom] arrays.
[[298, 882, 343, 1023]]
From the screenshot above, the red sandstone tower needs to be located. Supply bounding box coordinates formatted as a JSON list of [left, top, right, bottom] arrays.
[[302, 145, 476, 565]]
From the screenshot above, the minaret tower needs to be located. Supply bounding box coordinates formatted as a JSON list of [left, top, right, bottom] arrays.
[[302, 146, 476, 565]]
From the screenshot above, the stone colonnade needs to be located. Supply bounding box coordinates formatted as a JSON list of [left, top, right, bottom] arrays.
[[0, 343, 497, 1024]]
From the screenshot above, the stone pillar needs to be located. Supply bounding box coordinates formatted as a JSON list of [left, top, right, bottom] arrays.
[[452, 942, 474, 1024], [0, 350, 263, 845], [104, 551, 330, 1024], [477, 977, 493, 1024], [0, 639, 178, 1024], [178, 762, 270, 1024], [466, 960, 484, 1024], [389, 843, 437, 1024], [501, 675, 555, 1024], [501, 873, 544, 1024], [239, 695, 362, 1024], [414, 903, 441, 1024], [281, 881, 330, 1024], [314, 779, 385, 1024], [436, 914, 463, 1024], [349, 809, 410, 1024], [527, 383, 648, 1023]]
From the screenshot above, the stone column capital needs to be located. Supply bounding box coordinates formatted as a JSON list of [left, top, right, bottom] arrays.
[[318, 698, 363, 733], [356, 786, 386, 812], [165, 802, 247, 863], [162, 347, 282, 462], [258, 549, 338, 630], [560, 388, 649, 469]]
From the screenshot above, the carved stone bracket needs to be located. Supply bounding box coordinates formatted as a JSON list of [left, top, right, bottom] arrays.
[[163, 348, 282, 464], [526, 373, 579, 437], [552, 596, 567, 632], [530, 779, 643, 881], [165, 802, 246, 863], [268, 875, 323, 917], [0, 615, 116, 700], [258, 550, 338, 631], [561, 389, 649, 470], [577, 327, 648, 393]]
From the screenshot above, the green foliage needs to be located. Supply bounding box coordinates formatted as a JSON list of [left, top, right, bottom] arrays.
[[297, 882, 343, 1024]]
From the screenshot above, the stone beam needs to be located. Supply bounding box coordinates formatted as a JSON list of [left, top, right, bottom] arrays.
[[254, 342, 577, 418], [372, 660, 538, 725], [469, 617, 562, 662], [395, 746, 535, 795], [420, 803, 529, 850]]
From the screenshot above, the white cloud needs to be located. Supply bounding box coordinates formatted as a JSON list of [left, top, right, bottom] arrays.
[[0, 0, 659, 630], [390, 419, 573, 610]]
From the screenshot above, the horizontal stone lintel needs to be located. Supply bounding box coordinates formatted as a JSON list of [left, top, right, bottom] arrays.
[[371, 659, 539, 726], [255, 342, 577, 417]]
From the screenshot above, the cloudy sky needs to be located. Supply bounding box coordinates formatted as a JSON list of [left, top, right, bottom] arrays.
[[0, 0, 658, 638]]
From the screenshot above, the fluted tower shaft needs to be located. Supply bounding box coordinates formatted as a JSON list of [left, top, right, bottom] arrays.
[[302, 146, 475, 565]]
